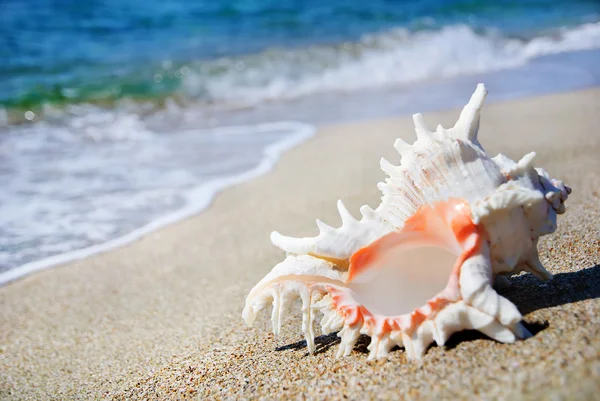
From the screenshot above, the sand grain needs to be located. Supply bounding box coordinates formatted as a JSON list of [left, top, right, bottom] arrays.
[[1, 89, 599, 400]]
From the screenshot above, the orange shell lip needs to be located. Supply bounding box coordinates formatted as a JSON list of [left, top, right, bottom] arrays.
[[333, 198, 483, 334], [241, 85, 558, 360], [348, 198, 480, 282]]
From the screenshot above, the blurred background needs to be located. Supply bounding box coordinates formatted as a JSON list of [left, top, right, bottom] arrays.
[[1, 0, 599, 274]]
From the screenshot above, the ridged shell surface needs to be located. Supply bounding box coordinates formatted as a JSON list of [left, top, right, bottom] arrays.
[[243, 84, 571, 360]]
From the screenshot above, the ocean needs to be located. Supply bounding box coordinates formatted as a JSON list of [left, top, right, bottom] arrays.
[[1, 0, 599, 283]]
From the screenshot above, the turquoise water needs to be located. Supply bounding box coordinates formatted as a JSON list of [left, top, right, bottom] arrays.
[[2, 0, 599, 117], [0, 0, 599, 280]]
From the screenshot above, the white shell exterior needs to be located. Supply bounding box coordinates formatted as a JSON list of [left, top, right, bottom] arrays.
[[242, 84, 570, 360]]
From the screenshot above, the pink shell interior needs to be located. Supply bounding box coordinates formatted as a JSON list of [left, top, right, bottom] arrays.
[[327, 198, 483, 336]]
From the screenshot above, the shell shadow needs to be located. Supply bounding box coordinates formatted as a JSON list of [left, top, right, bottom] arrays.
[[276, 264, 600, 356], [276, 333, 375, 356], [500, 263, 600, 315], [446, 263, 600, 350], [443, 321, 549, 351], [275, 332, 340, 356]]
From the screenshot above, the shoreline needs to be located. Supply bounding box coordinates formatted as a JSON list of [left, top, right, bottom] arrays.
[[0, 122, 315, 286], [3, 21, 599, 124], [1, 88, 599, 399], [4, 78, 600, 286]]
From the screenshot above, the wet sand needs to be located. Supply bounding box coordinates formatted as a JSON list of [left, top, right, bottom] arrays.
[[1, 88, 599, 400]]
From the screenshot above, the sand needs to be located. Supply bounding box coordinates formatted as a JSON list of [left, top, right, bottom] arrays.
[[1, 88, 599, 400]]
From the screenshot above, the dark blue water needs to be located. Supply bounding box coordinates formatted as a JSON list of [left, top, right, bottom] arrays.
[[1, 0, 599, 116]]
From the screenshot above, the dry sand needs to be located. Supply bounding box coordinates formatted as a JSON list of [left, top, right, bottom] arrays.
[[1, 89, 599, 400]]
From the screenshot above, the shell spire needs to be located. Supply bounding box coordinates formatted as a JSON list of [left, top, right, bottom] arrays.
[[449, 83, 488, 143], [243, 84, 570, 360], [412, 113, 433, 141]]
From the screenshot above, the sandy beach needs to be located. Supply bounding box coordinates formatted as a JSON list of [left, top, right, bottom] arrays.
[[1, 88, 599, 400]]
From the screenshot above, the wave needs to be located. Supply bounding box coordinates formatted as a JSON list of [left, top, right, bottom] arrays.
[[0, 120, 315, 285], [183, 22, 600, 106], [1, 21, 598, 284], [2, 22, 599, 124]]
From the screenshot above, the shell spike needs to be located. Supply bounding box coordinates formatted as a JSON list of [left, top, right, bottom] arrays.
[[501, 152, 537, 177], [359, 205, 375, 219], [337, 200, 356, 225], [243, 84, 571, 362], [336, 325, 361, 358], [270, 291, 282, 335], [401, 332, 415, 360], [511, 322, 533, 339], [393, 137, 411, 156], [301, 290, 317, 353], [467, 306, 517, 343], [517, 152, 536, 171], [451, 83, 488, 142], [413, 113, 432, 141], [316, 219, 333, 233], [523, 249, 553, 281], [242, 304, 256, 327], [380, 157, 399, 175], [366, 333, 395, 360], [477, 319, 517, 343]]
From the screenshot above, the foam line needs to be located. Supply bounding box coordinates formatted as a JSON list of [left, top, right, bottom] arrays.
[[0, 121, 316, 286]]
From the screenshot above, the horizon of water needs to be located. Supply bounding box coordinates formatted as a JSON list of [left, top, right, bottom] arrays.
[[1, 0, 599, 283]]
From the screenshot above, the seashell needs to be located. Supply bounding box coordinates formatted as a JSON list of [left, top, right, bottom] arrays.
[[242, 84, 571, 360]]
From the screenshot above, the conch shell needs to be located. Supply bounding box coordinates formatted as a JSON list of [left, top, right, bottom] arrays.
[[242, 84, 571, 360]]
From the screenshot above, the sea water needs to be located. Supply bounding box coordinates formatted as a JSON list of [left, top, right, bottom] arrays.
[[1, 0, 599, 282]]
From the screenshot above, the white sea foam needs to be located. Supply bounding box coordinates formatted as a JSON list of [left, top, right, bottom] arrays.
[[0, 118, 315, 285], [182, 22, 600, 107], [1, 21, 599, 285]]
